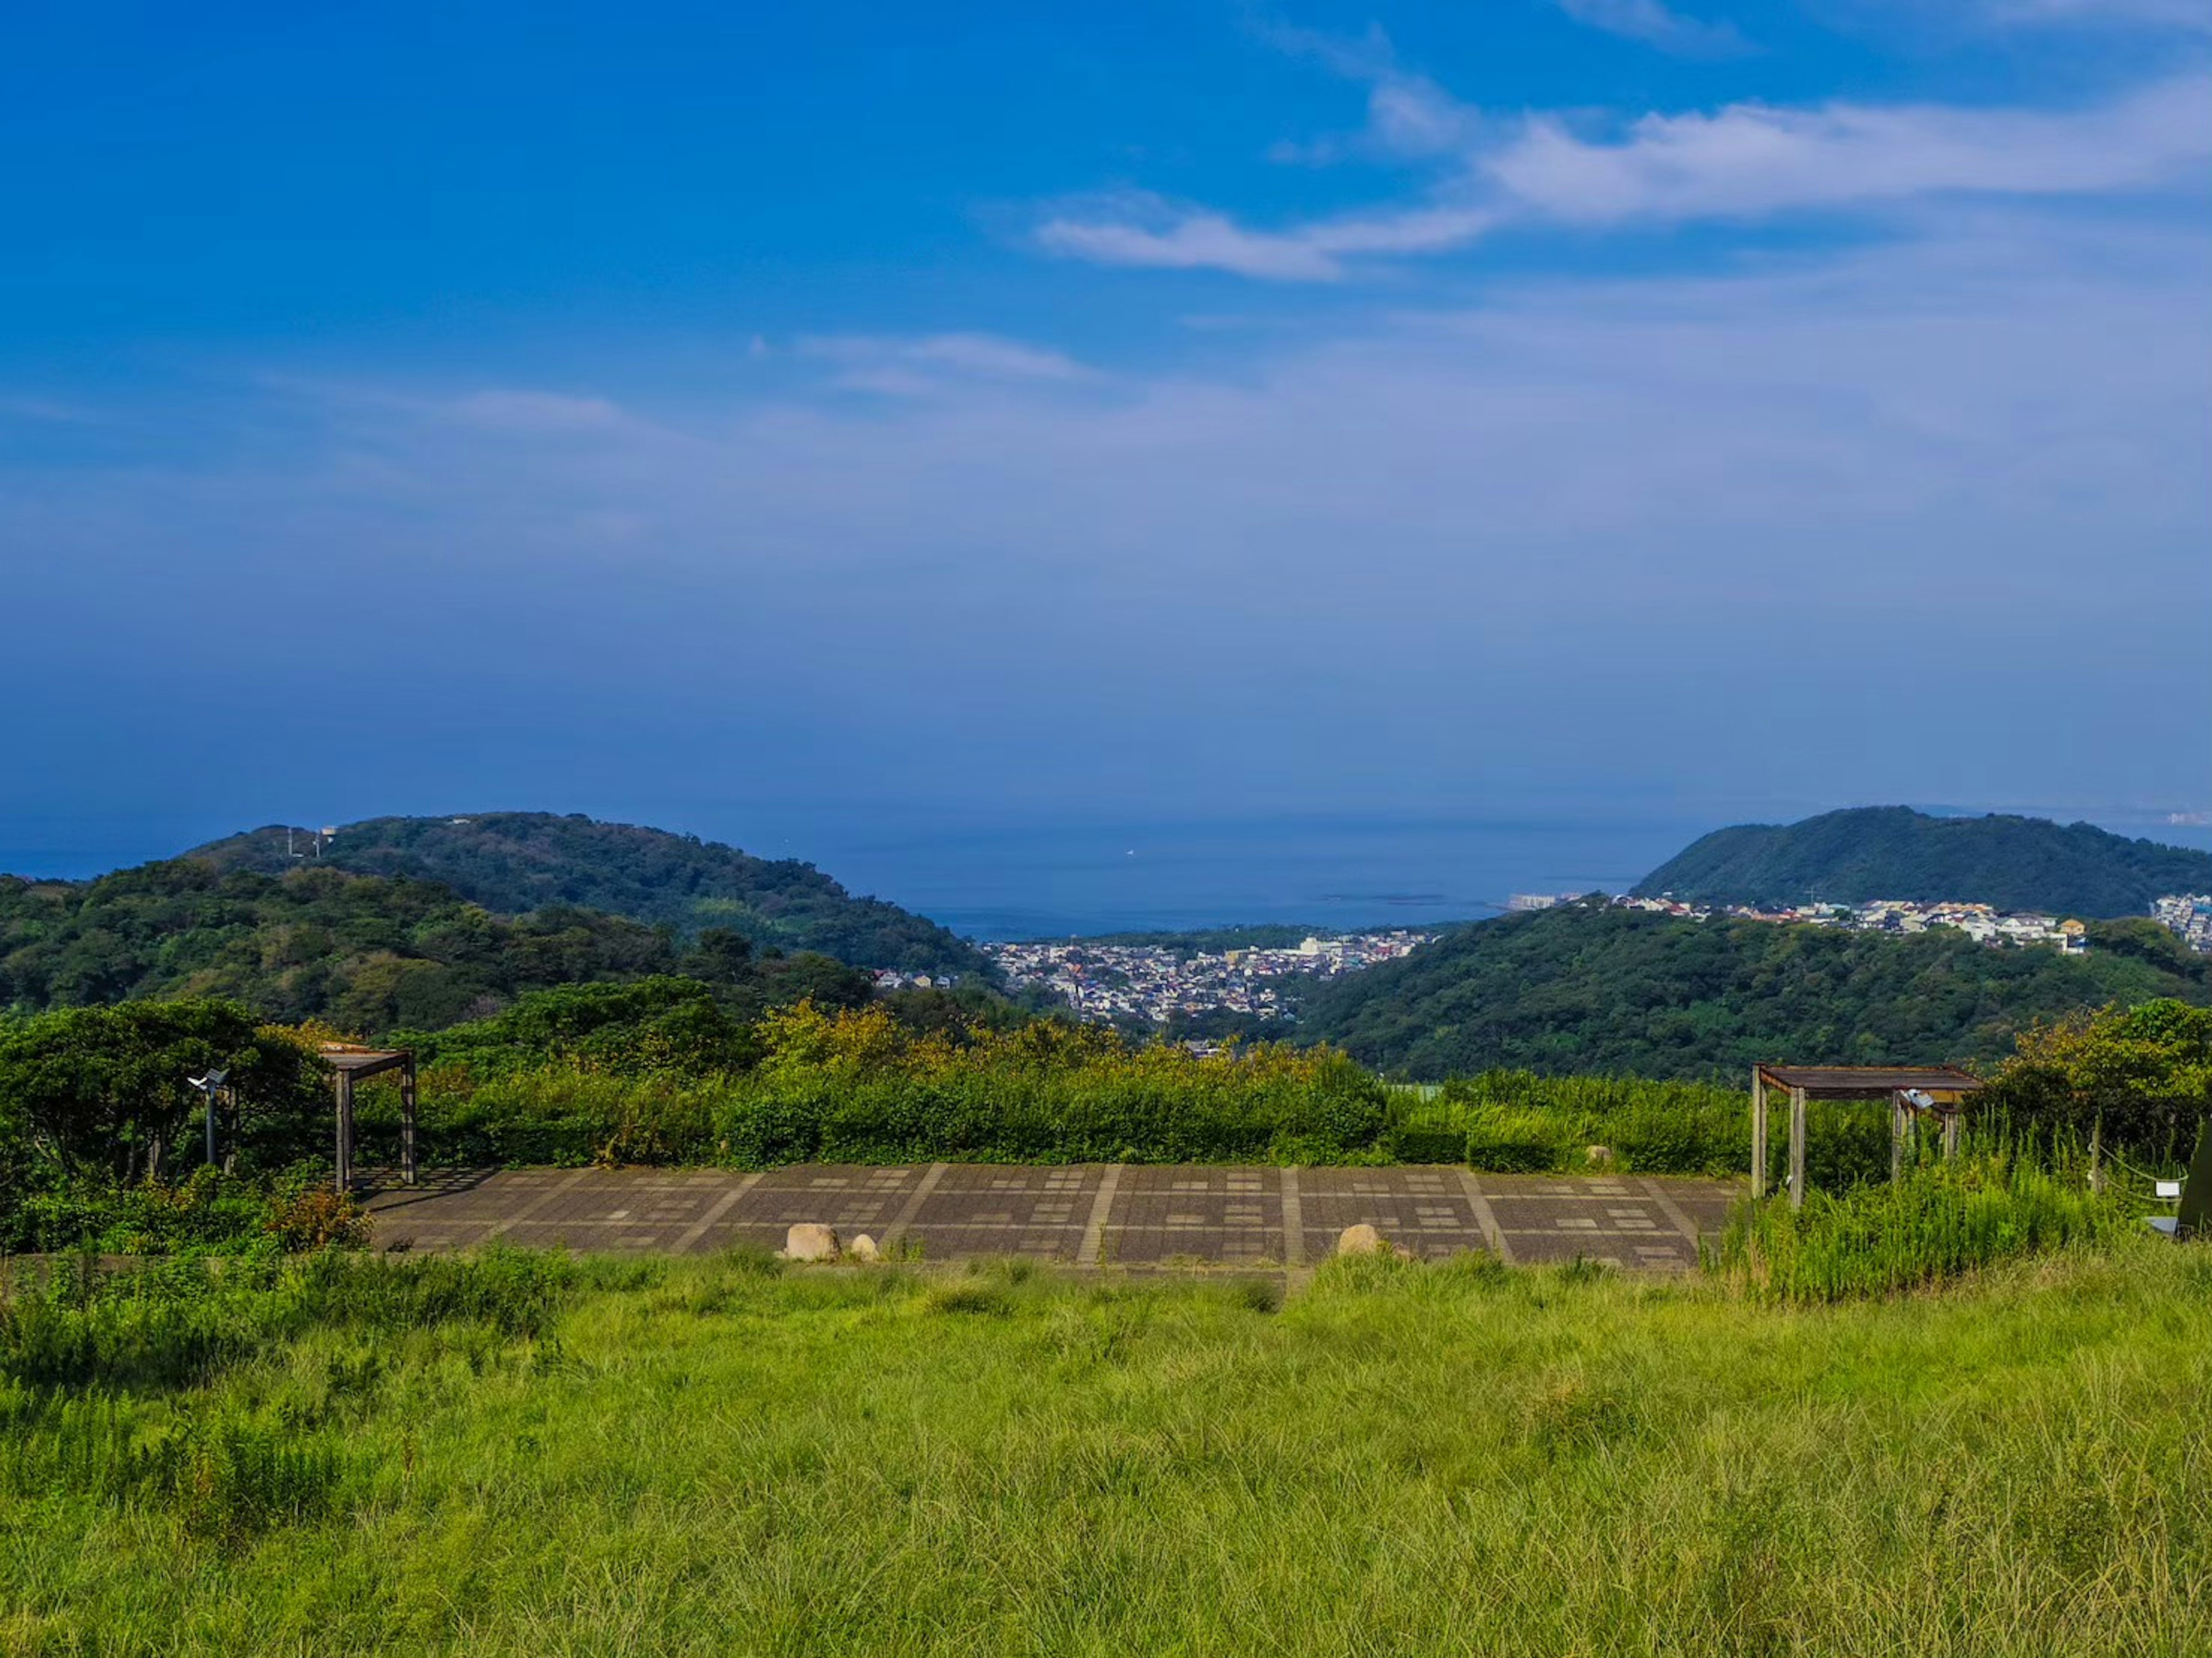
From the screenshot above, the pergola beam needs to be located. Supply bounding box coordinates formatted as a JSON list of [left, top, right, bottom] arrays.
[[1750, 1067, 1768, 1200], [1789, 1086, 1808, 1212]]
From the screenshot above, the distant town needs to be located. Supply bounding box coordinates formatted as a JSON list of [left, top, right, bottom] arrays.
[[2152, 893, 2212, 953], [879, 888, 2212, 1023], [1516, 889, 2212, 955], [1597, 893, 2090, 952], [979, 931, 1430, 1025]]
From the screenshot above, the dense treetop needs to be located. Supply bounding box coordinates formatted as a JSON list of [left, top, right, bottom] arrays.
[[1633, 806, 2212, 917], [185, 812, 984, 976], [1296, 900, 2212, 1082], [0, 860, 872, 1035]]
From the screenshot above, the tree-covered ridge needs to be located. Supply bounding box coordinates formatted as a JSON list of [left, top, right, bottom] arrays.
[[1296, 901, 2212, 1082], [1633, 806, 2212, 917], [0, 860, 872, 1035], [185, 811, 986, 976]]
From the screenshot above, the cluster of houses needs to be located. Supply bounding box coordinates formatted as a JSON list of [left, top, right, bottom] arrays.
[[870, 970, 960, 993], [1609, 893, 2090, 953], [2152, 894, 2212, 953], [983, 931, 1429, 1024]]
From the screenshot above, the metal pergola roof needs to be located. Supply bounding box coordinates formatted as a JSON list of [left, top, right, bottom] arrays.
[[1753, 1064, 1983, 1100]]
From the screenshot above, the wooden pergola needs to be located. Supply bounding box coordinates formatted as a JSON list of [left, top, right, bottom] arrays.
[[1751, 1064, 1984, 1209], [319, 1043, 418, 1194]]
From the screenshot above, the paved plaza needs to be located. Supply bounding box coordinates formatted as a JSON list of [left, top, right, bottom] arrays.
[[363, 1164, 1740, 1272]]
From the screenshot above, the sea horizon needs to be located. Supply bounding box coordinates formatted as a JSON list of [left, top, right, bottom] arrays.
[[5, 805, 2208, 946]]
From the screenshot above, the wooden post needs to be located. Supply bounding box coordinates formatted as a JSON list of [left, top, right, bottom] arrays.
[[1751, 1068, 1769, 1199], [1890, 1091, 1906, 1184], [1788, 1086, 1808, 1211], [1941, 1107, 1960, 1162], [335, 1071, 354, 1194], [2089, 1113, 2104, 1194], [400, 1061, 418, 1187]]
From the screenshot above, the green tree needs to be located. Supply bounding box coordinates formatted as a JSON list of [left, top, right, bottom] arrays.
[[1983, 998, 2212, 1157], [0, 1000, 324, 1180]]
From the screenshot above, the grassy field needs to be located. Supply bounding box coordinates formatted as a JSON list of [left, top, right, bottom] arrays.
[[5, 1242, 2210, 1656]]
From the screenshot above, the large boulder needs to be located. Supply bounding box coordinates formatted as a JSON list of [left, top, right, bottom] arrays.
[[782, 1223, 840, 1262], [1336, 1223, 1387, 1257]]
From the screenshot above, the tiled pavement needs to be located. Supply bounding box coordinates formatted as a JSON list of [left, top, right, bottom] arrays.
[[363, 1164, 1741, 1271]]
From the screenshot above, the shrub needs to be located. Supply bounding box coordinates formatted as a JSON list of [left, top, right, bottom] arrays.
[[260, 1184, 370, 1252], [1418, 1071, 1892, 1183], [1981, 999, 2212, 1159], [378, 1003, 1393, 1168]]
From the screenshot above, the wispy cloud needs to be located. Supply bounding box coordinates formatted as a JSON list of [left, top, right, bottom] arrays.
[[800, 332, 1092, 396], [1039, 65, 2212, 279], [1980, 0, 2212, 30], [1554, 0, 1751, 56], [1494, 75, 2211, 223], [10, 215, 2205, 815], [1037, 192, 1494, 282], [0, 395, 96, 424]]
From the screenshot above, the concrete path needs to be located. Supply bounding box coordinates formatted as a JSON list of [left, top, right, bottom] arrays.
[[363, 1165, 1740, 1272]]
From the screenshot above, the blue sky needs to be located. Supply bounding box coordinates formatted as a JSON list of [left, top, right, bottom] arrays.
[[2, 0, 2208, 883]]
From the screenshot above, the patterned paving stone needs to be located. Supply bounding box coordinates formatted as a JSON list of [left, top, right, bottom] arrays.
[[902, 1163, 1105, 1260], [1300, 1166, 1489, 1262], [362, 1164, 1741, 1272], [1100, 1166, 1285, 1266], [1477, 1173, 1730, 1272]]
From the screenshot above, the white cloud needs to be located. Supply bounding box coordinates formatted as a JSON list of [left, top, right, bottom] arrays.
[[798, 332, 1093, 395], [1981, 0, 2212, 30], [1040, 73, 2212, 278], [1554, 0, 1750, 56], [1493, 74, 2211, 222], [1037, 192, 1494, 281], [9, 214, 2207, 814]]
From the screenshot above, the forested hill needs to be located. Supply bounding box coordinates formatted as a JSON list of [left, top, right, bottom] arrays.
[[1296, 901, 2212, 1082], [1633, 807, 2212, 917], [186, 812, 983, 976], [0, 860, 873, 1034]]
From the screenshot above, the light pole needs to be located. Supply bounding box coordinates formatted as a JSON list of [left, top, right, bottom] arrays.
[[187, 1068, 229, 1167]]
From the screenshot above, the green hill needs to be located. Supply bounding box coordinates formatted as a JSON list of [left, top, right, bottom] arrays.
[[0, 860, 872, 1034], [1297, 900, 2212, 1081], [1633, 806, 2212, 917], [186, 812, 983, 976]]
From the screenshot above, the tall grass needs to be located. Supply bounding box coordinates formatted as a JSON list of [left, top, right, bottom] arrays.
[[0, 1246, 578, 1390], [1710, 1149, 2133, 1302], [3, 1243, 2209, 1655], [0, 1248, 586, 1552]]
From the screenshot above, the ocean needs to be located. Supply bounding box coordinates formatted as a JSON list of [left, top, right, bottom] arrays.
[[789, 814, 1713, 940]]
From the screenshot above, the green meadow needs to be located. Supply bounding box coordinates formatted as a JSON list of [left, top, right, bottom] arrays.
[[5, 1238, 2209, 1657]]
